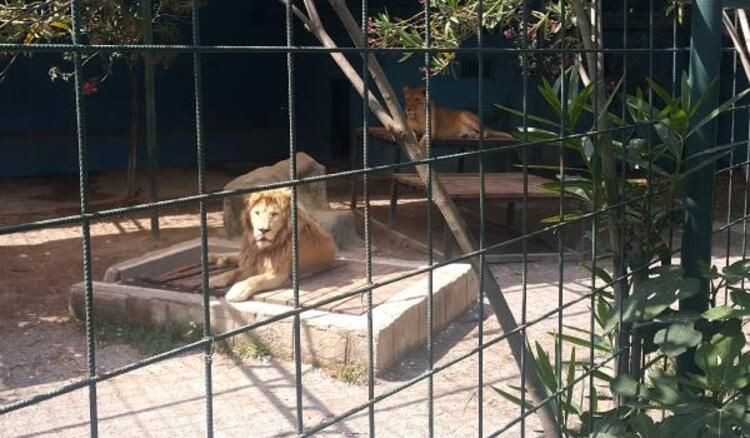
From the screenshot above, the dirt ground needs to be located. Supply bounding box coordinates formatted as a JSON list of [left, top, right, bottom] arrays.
[[1, 167, 748, 437]]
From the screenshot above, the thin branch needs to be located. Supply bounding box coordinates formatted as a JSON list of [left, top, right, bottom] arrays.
[[723, 11, 750, 82], [279, 0, 313, 31], [575, 54, 592, 87], [320, 1, 562, 436], [277, 0, 394, 128], [738, 9, 750, 49], [571, 0, 597, 81], [327, 0, 410, 132]]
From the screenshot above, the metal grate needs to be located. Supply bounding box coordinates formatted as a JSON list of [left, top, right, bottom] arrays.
[[1, 1, 749, 436]]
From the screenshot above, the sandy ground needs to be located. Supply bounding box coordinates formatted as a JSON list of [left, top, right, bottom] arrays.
[[1, 168, 748, 437]]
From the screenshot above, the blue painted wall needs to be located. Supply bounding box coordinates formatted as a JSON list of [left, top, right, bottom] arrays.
[[0, 1, 745, 177]]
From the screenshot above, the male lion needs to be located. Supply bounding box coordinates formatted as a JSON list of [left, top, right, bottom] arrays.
[[208, 188, 336, 302], [403, 86, 514, 141]]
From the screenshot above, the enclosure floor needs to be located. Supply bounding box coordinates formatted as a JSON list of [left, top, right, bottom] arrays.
[[126, 259, 421, 315], [2, 169, 749, 437]]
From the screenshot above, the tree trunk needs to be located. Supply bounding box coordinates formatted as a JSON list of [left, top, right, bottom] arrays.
[[126, 66, 139, 200], [284, 1, 563, 435], [572, 0, 630, 381]]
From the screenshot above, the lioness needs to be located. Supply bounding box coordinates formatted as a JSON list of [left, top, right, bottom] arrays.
[[403, 86, 514, 141], [208, 188, 336, 302]]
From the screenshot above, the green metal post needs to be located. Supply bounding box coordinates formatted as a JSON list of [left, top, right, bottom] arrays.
[[142, 0, 160, 238], [679, 0, 721, 374]]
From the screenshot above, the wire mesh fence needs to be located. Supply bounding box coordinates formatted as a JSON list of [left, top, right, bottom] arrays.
[[1, 0, 750, 436]]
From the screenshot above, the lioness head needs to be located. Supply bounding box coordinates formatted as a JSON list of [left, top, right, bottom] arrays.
[[403, 86, 427, 122], [243, 188, 291, 249]]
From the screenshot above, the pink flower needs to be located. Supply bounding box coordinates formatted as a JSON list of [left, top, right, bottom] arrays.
[[82, 80, 99, 96], [503, 27, 516, 40]]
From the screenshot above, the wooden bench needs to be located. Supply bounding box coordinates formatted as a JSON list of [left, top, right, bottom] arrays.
[[349, 126, 518, 209], [389, 172, 567, 227]]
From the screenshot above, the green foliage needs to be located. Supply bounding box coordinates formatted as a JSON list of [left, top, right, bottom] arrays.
[[0, 0, 193, 83], [84, 320, 202, 356], [491, 68, 750, 438], [368, 0, 577, 77], [233, 341, 270, 361], [331, 363, 367, 385]]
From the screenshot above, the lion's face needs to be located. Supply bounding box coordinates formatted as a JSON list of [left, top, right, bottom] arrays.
[[244, 189, 291, 249], [403, 86, 427, 122]]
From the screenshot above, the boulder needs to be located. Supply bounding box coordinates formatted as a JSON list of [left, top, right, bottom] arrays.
[[222, 152, 361, 250]]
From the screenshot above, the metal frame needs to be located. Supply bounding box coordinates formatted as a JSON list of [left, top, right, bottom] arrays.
[[1, 1, 748, 436]]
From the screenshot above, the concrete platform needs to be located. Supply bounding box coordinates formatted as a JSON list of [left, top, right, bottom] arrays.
[[69, 238, 477, 376]]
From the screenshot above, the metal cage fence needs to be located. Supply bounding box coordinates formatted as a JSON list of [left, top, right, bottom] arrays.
[[1, 0, 749, 436]]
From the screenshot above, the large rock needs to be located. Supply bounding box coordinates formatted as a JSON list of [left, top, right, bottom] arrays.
[[223, 152, 361, 250]]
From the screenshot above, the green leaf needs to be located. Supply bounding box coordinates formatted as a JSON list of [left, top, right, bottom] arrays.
[[538, 78, 562, 118], [495, 104, 560, 129], [646, 77, 676, 107], [694, 319, 745, 382], [604, 267, 700, 332], [730, 289, 750, 308], [568, 83, 595, 127], [540, 212, 585, 224], [533, 341, 558, 392], [702, 306, 750, 321], [722, 258, 750, 284], [610, 375, 647, 398], [688, 87, 750, 138], [653, 322, 702, 357], [630, 412, 658, 438], [490, 385, 534, 410]]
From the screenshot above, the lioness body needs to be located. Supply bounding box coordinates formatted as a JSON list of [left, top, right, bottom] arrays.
[[403, 86, 513, 141], [209, 188, 336, 302]]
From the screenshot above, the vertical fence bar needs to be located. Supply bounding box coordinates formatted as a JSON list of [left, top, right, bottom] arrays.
[[69, 0, 98, 435], [644, 0, 655, 386], [725, 11, 739, 305], [679, 0, 722, 376], [190, 1, 214, 436], [518, 1, 530, 433], [555, 0, 568, 423], [476, 0, 485, 435], [744, 88, 750, 292], [284, 1, 304, 434], [141, 0, 160, 238], [621, 0, 636, 379], [422, 0, 434, 435], [360, 0, 376, 435]]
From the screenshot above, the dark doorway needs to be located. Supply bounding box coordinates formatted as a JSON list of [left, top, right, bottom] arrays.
[[330, 79, 351, 163]]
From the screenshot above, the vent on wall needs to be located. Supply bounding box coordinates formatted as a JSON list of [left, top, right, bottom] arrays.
[[459, 59, 493, 80]]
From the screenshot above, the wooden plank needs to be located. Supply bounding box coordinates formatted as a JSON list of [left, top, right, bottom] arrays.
[[327, 271, 424, 315], [351, 209, 447, 259], [393, 173, 561, 200], [362, 126, 517, 147], [293, 263, 400, 313]]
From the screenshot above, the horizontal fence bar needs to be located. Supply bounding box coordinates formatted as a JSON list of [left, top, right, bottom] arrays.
[[2, 209, 705, 419], [0, 123, 655, 236], [0, 43, 700, 55]]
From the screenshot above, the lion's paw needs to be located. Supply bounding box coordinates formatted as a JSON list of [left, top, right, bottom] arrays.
[[208, 276, 226, 289], [225, 281, 252, 302]]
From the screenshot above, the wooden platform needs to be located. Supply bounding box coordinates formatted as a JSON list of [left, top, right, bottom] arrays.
[[363, 126, 516, 145], [392, 172, 562, 200], [123, 259, 423, 316]]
